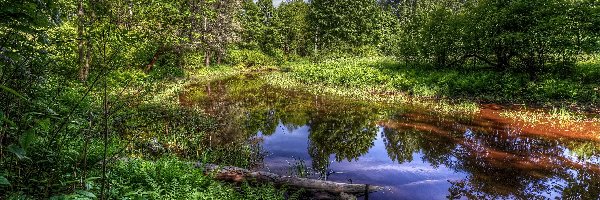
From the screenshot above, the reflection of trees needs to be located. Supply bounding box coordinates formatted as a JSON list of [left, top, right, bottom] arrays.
[[245, 109, 279, 136], [224, 78, 382, 177], [307, 108, 379, 176], [381, 116, 600, 199], [560, 167, 600, 199], [187, 77, 600, 199], [382, 127, 455, 167]]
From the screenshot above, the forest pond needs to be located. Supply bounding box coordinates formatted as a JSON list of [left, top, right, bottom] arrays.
[[180, 75, 600, 200]]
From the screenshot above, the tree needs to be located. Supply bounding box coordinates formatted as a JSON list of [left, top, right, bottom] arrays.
[[278, 0, 311, 56], [309, 0, 383, 51], [201, 0, 242, 66], [239, 0, 264, 50]]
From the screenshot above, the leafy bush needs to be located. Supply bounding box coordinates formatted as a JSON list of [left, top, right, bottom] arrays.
[[314, 44, 381, 61], [283, 57, 600, 105], [105, 157, 285, 199], [226, 49, 276, 67]]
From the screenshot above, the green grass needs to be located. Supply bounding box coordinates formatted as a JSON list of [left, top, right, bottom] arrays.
[[263, 72, 479, 116], [283, 57, 600, 105], [500, 107, 600, 126], [265, 56, 600, 118]]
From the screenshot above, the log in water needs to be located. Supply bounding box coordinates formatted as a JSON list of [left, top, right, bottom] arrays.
[[196, 163, 383, 194]]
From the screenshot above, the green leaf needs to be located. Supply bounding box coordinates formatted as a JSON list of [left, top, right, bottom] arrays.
[[85, 177, 101, 182], [19, 129, 37, 150], [37, 118, 51, 132], [7, 144, 28, 160], [0, 176, 10, 186], [75, 190, 96, 198], [0, 111, 17, 127], [0, 85, 27, 101]]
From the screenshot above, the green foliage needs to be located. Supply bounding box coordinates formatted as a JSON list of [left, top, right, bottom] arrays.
[[107, 157, 284, 199], [0, 176, 10, 186], [226, 49, 276, 67], [283, 57, 600, 105], [277, 0, 311, 56], [309, 0, 383, 48], [2, 0, 600, 198], [386, 0, 600, 75]]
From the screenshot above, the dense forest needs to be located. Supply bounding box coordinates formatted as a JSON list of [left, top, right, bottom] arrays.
[[1, 0, 600, 199]]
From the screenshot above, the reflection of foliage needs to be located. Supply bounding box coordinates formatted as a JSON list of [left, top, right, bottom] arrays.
[[185, 76, 600, 199], [382, 127, 421, 163], [308, 105, 379, 174], [444, 128, 600, 199], [447, 164, 551, 199], [198, 76, 383, 176], [245, 110, 279, 136], [565, 140, 600, 160], [382, 124, 455, 167], [560, 168, 600, 200], [382, 114, 600, 199]]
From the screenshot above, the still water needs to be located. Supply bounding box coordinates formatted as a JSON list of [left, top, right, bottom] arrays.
[[181, 75, 600, 200]]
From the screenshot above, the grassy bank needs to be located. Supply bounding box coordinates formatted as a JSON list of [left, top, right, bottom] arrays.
[[287, 57, 599, 106], [260, 57, 600, 117]]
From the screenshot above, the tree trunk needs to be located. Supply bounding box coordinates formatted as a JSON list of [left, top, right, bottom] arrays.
[[145, 49, 161, 73], [494, 48, 512, 71], [204, 50, 211, 67], [83, 37, 92, 78], [77, 0, 88, 82], [198, 163, 383, 194]]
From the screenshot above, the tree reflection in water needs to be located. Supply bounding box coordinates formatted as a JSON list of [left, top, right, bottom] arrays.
[[181, 76, 600, 199]]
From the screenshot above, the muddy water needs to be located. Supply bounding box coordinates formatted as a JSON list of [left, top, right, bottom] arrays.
[[181, 76, 600, 200]]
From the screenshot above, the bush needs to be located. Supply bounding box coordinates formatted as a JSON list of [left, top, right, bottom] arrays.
[[314, 44, 381, 61], [226, 49, 275, 67], [106, 157, 285, 200]]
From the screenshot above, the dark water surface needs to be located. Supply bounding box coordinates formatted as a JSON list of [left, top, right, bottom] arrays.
[[181, 76, 600, 200]]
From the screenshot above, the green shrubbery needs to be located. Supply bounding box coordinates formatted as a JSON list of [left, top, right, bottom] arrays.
[[226, 49, 277, 68], [106, 157, 284, 200], [283, 57, 600, 106]]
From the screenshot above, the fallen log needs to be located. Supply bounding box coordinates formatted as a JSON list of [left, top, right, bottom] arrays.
[[196, 163, 383, 194]]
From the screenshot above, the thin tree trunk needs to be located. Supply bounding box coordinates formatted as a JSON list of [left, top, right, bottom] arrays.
[[77, 0, 87, 82], [204, 50, 211, 67], [145, 48, 162, 72], [82, 39, 92, 80], [217, 54, 221, 65]]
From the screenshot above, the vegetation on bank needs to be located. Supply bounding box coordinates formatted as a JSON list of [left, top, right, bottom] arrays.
[[37, 157, 285, 200], [281, 57, 600, 107], [259, 56, 600, 118]]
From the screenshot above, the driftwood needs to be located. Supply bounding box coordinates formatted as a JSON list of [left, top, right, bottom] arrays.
[[196, 163, 383, 195]]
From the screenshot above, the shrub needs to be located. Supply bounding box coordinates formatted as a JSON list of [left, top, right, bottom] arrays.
[[226, 49, 275, 67]]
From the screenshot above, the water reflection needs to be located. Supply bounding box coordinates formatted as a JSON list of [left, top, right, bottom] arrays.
[[181, 76, 600, 199]]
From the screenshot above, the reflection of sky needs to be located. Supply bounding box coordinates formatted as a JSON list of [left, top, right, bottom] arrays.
[[259, 123, 467, 200]]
